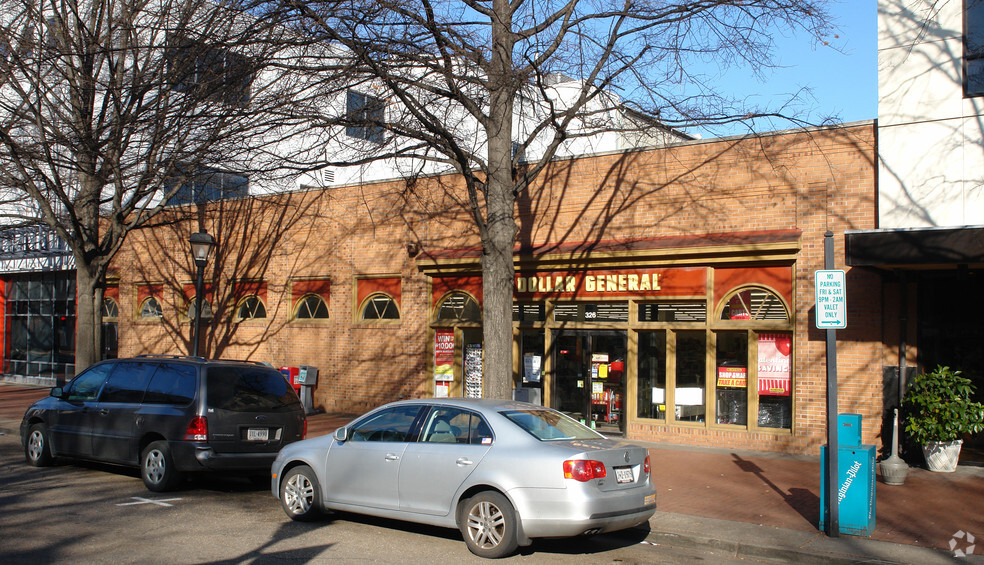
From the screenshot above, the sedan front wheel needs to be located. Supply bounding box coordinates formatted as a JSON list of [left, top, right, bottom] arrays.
[[280, 465, 322, 521], [460, 491, 518, 559]]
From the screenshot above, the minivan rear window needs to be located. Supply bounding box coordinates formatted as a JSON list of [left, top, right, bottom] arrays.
[[206, 366, 299, 412]]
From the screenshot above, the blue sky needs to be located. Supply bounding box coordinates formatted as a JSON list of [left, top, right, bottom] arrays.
[[702, 1, 877, 136]]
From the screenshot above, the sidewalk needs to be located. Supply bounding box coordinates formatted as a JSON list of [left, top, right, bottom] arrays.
[[3, 383, 982, 564]]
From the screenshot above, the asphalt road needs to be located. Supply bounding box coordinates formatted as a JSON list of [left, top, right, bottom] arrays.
[[0, 428, 761, 564]]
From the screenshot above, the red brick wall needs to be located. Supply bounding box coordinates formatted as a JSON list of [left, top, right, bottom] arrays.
[[112, 123, 879, 453]]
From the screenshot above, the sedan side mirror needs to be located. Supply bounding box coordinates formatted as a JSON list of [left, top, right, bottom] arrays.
[[333, 427, 349, 442], [50, 387, 64, 399]]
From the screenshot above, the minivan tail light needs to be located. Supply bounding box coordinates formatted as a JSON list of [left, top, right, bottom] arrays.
[[564, 459, 607, 482], [184, 416, 208, 441]]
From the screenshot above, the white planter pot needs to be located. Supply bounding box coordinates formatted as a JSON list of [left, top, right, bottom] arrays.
[[922, 439, 963, 472]]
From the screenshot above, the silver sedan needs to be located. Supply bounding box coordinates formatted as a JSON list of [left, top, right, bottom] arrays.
[[271, 398, 657, 558]]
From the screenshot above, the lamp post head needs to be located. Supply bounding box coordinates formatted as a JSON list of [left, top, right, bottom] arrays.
[[189, 230, 216, 268]]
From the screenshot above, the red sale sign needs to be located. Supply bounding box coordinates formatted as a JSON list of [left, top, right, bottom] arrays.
[[758, 333, 791, 396], [434, 329, 455, 381]]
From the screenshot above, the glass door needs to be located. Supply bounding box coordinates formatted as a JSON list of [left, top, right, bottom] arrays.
[[551, 330, 626, 435]]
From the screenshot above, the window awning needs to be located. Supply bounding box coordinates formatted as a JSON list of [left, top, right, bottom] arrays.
[[845, 226, 984, 269]]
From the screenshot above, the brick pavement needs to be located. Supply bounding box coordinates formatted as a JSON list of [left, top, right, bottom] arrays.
[[3, 382, 982, 554]]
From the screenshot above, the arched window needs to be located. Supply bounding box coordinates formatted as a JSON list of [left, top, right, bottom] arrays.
[[295, 294, 329, 319], [185, 297, 213, 320], [102, 297, 119, 320], [139, 297, 163, 318], [720, 288, 788, 322], [236, 295, 267, 320], [436, 292, 480, 323], [361, 293, 400, 320]]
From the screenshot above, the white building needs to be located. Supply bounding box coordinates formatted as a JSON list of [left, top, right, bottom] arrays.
[[876, 0, 983, 226], [846, 0, 984, 443]]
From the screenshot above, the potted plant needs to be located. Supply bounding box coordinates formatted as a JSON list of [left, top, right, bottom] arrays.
[[902, 365, 984, 472]]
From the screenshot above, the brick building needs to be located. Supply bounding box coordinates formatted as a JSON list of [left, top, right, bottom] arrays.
[[105, 121, 880, 455]]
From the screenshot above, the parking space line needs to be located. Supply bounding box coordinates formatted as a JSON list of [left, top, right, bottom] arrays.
[[116, 497, 182, 507]]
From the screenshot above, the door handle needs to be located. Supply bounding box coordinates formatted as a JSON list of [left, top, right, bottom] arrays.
[[99, 409, 110, 416], [456, 457, 473, 466], [385, 453, 400, 461]]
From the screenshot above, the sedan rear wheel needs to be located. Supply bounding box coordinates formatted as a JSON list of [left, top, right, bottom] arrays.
[[25, 423, 53, 467], [460, 491, 518, 559], [280, 465, 322, 521]]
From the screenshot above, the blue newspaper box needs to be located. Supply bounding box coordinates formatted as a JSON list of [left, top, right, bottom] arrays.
[[820, 415, 876, 536]]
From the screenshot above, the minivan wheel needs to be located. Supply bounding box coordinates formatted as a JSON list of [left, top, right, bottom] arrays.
[[25, 423, 53, 467], [460, 491, 519, 559], [280, 465, 322, 521], [141, 441, 181, 492]]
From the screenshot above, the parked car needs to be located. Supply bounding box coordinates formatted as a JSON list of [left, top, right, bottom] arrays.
[[271, 398, 656, 558], [21, 356, 306, 491]]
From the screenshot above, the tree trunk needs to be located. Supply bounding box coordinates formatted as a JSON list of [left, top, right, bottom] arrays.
[[481, 208, 516, 399], [74, 265, 101, 375], [481, 0, 517, 399]]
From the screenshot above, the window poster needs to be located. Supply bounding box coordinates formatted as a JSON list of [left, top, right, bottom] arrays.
[[716, 366, 747, 388], [434, 382, 450, 398], [523, 353, 541, 383], [464, 343, 483, 398], [434, 328, 455, 381], [727, 291, 752, 320], [758, 333, 792, 396]]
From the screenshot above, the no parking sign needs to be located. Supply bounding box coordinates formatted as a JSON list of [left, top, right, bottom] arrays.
[[815, 270, 846, 329]]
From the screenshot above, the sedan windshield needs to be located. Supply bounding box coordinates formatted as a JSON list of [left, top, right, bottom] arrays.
[[500, 409, 604, 441]]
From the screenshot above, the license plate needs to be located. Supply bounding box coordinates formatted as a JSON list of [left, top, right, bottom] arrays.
[[615, 466, 633, 484], [247, 428, 269, 441]]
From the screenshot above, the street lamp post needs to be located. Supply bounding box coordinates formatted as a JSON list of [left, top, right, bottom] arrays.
[[189, 230, 216, 357]]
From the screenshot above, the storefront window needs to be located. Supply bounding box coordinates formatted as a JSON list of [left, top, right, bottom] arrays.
[[101, 297, 119, 360], [715, 332, 748, 425], [554, 302, 628, 322], [513, 303, 545, 322], [519, 331, 544, 404], [716, 288, 792, 430], [757, 332, 792, 429], [637, 331, 666, 419], [674, 331, 706, 422], [4, 272, 76, 380], [639, 302, 706, 322]]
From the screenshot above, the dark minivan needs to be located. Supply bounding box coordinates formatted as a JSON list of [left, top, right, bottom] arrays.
[[20, 356, 306, 491]]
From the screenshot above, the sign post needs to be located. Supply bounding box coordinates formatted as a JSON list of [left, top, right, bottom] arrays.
[[818, 231, 843, 537]]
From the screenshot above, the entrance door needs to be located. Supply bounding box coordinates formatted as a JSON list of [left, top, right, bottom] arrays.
[[551, 330, 626, 436]]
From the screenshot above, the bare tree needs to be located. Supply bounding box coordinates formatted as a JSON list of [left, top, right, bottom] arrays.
[[0, 0, 325, 372], [275, 0, 836, 399]]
